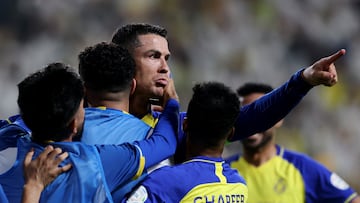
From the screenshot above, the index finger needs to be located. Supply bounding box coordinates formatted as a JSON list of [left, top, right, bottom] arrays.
[[325, 49, 346, 64], [23, 148, 35, 167]]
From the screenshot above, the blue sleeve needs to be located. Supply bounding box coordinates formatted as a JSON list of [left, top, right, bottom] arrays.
[[297, 155, 357, 202], [134, 99, 179, 168], [232, 69, 313, 140], [97, 143, 142, 192], [283, 150, 357, 202], [122, 168, 177, 203], [98, 99, 179, 192], [0, 185, 8, 203], [173, 112, 187, 164]]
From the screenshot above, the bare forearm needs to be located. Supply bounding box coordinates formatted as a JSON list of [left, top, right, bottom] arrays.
[[22, 182, 44, 203]]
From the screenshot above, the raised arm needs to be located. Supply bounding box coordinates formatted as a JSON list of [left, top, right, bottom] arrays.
[[135, 78, 179, 168], [232, 49, 346, 140]]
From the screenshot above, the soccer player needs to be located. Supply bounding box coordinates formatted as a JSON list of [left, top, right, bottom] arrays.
[[0, 63, 179, 203], [124, 82, 248, 202], [78, 42, 151, 145], [111, 23, 346, 164], [78, 42, 166, 200], [226, 82, 360, 203]]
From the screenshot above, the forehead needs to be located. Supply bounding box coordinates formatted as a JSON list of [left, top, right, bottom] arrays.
[[135, 34, 170, 53], [241, 92, 265, 106]]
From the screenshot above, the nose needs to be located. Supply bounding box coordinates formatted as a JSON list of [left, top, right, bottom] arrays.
[[159, 58, 170, 74]]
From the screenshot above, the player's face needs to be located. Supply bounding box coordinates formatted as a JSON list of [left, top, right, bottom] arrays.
[[241, 93, 275, 150], [132, 34, 171, 99]]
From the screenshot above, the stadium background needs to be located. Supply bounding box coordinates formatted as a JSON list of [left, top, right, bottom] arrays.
[[0, 0, 359, 190]]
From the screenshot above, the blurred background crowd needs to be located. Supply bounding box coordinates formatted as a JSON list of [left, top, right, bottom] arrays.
[[0, 0, 359, 190]]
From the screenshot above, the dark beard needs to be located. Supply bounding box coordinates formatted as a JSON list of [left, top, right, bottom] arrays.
[[242, 134, 273, 153]]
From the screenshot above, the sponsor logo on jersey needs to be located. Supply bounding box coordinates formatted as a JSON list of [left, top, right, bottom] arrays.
[[273, 177, 287, 194], [126, 185, 148, 203], [330, 173, 349, 190]]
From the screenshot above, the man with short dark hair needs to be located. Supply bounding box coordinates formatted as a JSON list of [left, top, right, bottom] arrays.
[[0, 63, 179, 203], [226, 82, 360, 203], [78, 42, 151, 145], [125, 82, 248, 202], [78, 42, 167, 200], [111, 24, 346, 165]]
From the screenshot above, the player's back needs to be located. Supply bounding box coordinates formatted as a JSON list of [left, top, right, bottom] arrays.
[[82, 107, 151, 145], [136, 156, 248, 202], [81, 107, 152, 201]]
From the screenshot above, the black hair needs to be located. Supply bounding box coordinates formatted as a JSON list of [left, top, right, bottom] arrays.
[[236, 82, 273, 97], [17, 63, 84, 142], [186, 82, 240, 148], [111, 23, 167, 52], [78, 42, 135, 93]]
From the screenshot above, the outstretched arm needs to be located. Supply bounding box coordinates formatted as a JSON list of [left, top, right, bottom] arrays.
[[22, 145, 72, 203], [232, 49, 346, 140]]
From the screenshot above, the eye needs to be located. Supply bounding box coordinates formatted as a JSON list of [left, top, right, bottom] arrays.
[[152, 52, 161, 59]]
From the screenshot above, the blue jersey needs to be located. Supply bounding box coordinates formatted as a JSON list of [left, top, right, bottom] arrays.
[[125, 156, 248, 203], [0, 184, 8, 203], [81, 107, 152, 201], [0, 99, 179, 203], [82, 107, 151, 145], [0, 137, 114, 203], [227, 145, 358, 203]]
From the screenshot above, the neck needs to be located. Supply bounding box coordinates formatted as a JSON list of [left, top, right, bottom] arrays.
[[89, 100, 129, 112], [130, 94, 151, 119], [242, 142, 277, 167], [186, 140, 225, 160], [86, 90, 130, 112]]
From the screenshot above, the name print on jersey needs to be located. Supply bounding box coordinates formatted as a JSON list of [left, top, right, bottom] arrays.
[[194, 194, 245, 203]]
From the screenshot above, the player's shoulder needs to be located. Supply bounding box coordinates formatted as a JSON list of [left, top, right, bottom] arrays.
[[0, 115, 30, 138], [143, 165, 185, 189], [224, 153, 241, 164], [151, 110, 186, 118], [279, 145, 328, 170], [85, 107, 135, 118], [279, 145, 311, 160], [150, 164, 183, 177]]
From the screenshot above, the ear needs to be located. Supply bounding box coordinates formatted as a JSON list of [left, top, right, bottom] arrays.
[[83, 88, 89, 107], [130, 78, 136, 95], [226, 127, 235, 142], [68, 118, 78, 136]]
